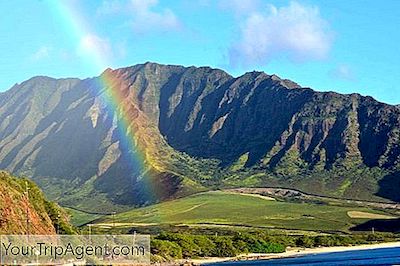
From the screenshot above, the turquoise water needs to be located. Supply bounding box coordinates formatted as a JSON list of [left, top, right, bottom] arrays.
[[204, 247, 400, 265]]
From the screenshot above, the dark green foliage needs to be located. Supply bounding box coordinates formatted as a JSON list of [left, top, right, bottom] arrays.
[[212, 237, 237, 257], [151, 239, 182, 260], [22, 177, 76, 234], [314, 236, 336, 247], [157, 232, 201, 258], [193, 235, 217, 257], [294, 233, 397, 249], [152, 232, 284, 260], [156, 232, 217, 257], [151, 231, 399, 261], [366, 233, 386, 242], [296, 235, 314, 248], [233, 233, 285, 253], [44, 200, 75, 235]]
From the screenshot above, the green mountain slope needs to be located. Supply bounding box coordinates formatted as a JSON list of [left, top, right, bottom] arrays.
[[0, 62, 399, 211], [0, 171, 74, 234]]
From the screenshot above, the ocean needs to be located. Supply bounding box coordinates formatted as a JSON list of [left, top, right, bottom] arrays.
[[204, 247, 400, 265]]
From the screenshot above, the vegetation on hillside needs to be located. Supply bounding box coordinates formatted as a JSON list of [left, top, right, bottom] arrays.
[[150, 231, 399, 262], [1, 63, 400, 212], [0, 171, 75, 234], [151, 232, 285, 262]]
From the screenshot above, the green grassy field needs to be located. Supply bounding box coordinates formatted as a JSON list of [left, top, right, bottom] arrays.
[[93, 191, 397, 233], [65, 207, 105, 226]]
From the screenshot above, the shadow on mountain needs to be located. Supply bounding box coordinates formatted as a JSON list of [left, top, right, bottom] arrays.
[[159, 71, 315, 167], [376, 171, 400, 202], [351, 219, 400, 233]]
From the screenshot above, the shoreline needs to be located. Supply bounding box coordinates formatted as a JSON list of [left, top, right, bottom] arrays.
[[187, 241, 400, 265]]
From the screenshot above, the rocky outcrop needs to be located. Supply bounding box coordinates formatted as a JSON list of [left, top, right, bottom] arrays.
[[0, 171, 73, 234]]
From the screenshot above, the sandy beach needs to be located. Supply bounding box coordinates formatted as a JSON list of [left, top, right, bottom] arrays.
[[187, 241, 400, 265]]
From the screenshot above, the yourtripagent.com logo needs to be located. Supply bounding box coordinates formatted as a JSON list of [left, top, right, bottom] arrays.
[[0, 235, 150, 265]]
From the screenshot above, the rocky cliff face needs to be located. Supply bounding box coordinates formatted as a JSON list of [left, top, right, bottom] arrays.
[[0, 63, 399, 211], [155, 68, 400, 171]]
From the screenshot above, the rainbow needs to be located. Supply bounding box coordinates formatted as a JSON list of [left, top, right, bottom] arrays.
[[49, 1, 163, 204]]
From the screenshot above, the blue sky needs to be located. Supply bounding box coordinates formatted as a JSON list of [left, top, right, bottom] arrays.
[[1, 0, 399, 104]]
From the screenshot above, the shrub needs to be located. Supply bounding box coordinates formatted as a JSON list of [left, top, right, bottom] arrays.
[[314, 236, 335, 247], [296, 235, 314, 248], [193, 235, 216, 257], [151, 239, 182, 260], [212, 237, 238, 257]]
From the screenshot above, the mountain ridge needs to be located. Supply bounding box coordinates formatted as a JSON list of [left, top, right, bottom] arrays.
[[0, 62, 399, 211]]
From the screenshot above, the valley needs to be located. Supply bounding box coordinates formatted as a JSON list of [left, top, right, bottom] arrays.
[[1, 63, 400, 263], [2, 1, 400, 263], [73, 190, 400, 234], [0, 63, 399, 213]]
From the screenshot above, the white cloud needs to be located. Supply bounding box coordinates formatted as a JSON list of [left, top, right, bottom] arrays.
[[330, 64, 355, 81], [130, 0, 181, 33], [219, 0, 261, 16], [229, 1, 333, 67], [78, 34, 114, 63], [97, 0, 181, 33], [30, 46, 52, 61]]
